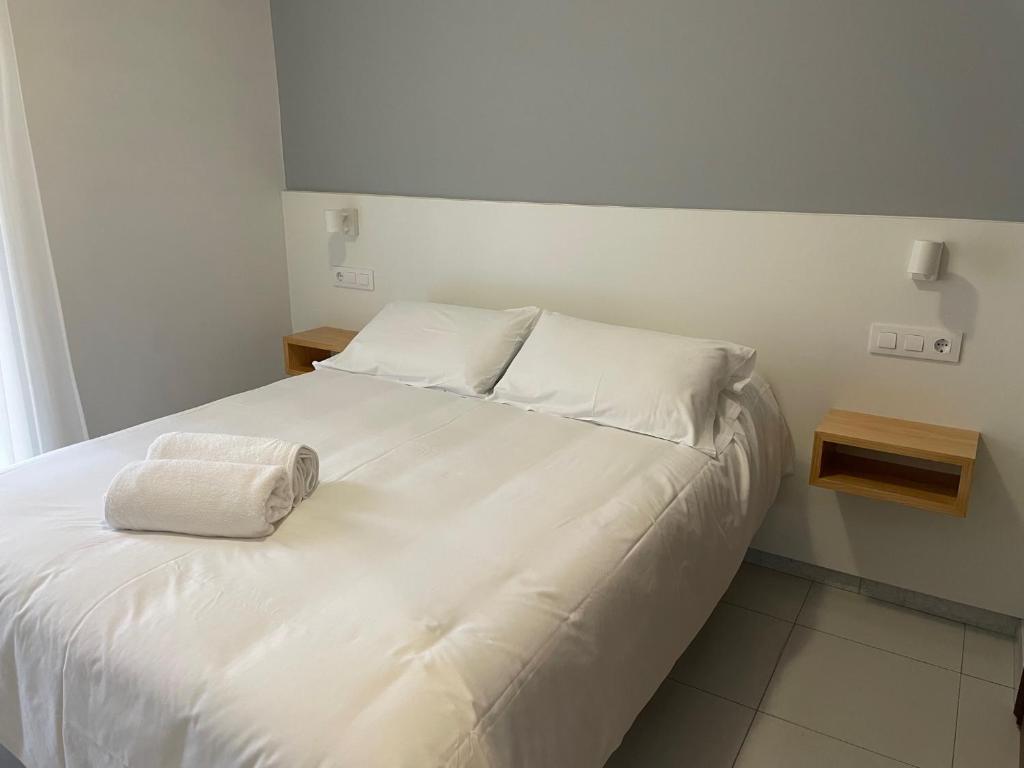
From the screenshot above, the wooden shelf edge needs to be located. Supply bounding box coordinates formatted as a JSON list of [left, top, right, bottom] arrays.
[[814, 430, 974, 467], [818, 409, 980, 463], [284, 327, 358, 354], [808, 413, 978, 517], [284, 341, 344, 354]]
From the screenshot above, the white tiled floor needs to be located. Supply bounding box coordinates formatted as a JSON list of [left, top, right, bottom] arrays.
[[607, 562, 1021, 768]]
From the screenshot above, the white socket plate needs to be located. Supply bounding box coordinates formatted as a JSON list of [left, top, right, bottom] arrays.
[[869, 323, 962, 363], [333, 266, 374, 291]]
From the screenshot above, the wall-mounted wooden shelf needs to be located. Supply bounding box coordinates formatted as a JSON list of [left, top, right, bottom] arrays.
[[283, 326, 357, 376], [809, 409, 979, 517]]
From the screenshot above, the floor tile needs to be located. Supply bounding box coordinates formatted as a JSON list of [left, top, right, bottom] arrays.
[[761, 626, 959, 768], [723, 562, 811, 622], [604, 681, 753, 768], [953, 675, 1019, 768], [669, 602, 791, 708], [963, 626, 1017, 687], [735, 713, 907, 768], [797, 583, 964, 671]]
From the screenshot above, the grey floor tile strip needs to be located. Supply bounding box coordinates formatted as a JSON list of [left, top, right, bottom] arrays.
[[859, 579, 1019, 636], [1016, 625, 1023, 687], [744, 549, 861, 592], [745, 549, 1021, 637]]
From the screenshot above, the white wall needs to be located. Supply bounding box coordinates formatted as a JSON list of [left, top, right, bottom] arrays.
[[9, 0, 292, 437], [283, 191, 1024, 618]]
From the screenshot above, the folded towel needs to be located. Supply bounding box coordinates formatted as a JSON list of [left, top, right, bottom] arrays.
[[105, 459, 292, 538], [147, 432, 319, 507]]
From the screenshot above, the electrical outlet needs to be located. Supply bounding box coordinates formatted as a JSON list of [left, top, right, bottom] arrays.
[[333, 266, 374, 291], [868, 323, 962, 363]]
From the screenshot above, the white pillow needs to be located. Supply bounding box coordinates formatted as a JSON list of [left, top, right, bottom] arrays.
[[317, 301, 540, 396], [490, 312, 756, 455]]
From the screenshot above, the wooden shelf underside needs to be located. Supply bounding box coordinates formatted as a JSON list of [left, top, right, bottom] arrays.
[[813, 451, 962, 516]]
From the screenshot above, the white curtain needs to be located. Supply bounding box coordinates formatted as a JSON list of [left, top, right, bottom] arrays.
[[0, 0, 86, 465]]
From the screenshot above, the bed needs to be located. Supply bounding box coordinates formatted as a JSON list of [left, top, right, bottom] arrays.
[[0, 367, 790, 768]]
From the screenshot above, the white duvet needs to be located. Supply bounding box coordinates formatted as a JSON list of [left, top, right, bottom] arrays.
[[0, 370, 789, 768]]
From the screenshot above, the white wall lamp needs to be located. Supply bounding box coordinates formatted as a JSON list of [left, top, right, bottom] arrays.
[[907, 240, 943, 281], [324, 208, 359, 241]]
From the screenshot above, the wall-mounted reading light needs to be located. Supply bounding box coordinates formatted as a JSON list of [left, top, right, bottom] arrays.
[[325, 208, 359, 241], [907, 240, 943, 281]]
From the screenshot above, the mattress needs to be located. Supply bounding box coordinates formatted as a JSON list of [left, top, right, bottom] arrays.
[[0, 369, 790, 768]]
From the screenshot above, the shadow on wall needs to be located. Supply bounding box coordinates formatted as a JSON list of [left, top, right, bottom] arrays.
[[913, 245, 979, 337]]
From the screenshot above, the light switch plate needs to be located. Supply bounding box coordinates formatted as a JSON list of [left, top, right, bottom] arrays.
[[333, 266, 374, 291], [869, 323, 962, 363]]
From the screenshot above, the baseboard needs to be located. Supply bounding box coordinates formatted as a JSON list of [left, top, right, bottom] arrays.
[[1016, 622, 1023, 690], [1017, 623, 1023, 768], [745, 548, 1021, 637]]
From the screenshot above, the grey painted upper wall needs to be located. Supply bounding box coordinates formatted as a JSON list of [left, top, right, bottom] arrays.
[[270, 0, 1023, 222]]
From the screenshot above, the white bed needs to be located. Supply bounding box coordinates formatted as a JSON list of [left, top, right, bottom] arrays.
[[0, 368, 790, 768]]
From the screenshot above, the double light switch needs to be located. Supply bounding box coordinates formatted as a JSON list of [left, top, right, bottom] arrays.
[[877, 331, 925, 352]]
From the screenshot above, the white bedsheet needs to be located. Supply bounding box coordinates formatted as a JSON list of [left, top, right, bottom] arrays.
[[0, 370, 790, 768]]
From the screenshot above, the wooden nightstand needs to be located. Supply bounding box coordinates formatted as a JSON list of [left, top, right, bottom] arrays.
[[283, 326, 357, 376], [809, 409, 980, 517]]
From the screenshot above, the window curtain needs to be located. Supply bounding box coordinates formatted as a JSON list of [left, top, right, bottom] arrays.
[[0, 0, 86, 465]]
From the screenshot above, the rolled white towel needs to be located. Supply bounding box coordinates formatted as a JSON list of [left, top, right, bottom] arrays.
[[147, 432, 319, 507], [105, 459, 293, 538]]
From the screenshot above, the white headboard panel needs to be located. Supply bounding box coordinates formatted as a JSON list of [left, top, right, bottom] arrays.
[[282, 191, 1024, 617]]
